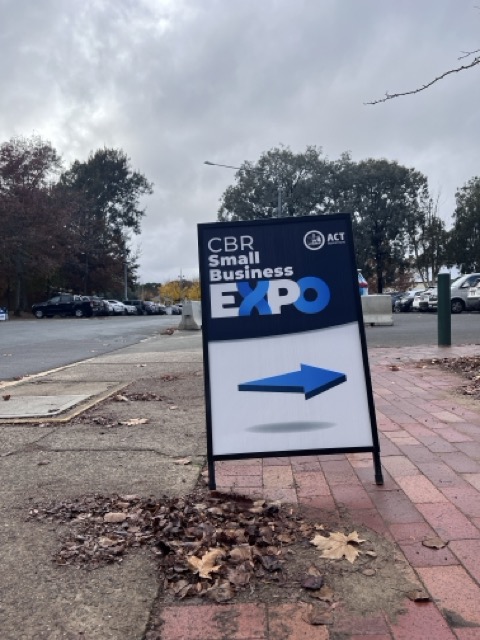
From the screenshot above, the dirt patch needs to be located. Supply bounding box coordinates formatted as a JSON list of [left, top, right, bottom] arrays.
[[29, 485, 420, 635], [418, 355, 480, 398]]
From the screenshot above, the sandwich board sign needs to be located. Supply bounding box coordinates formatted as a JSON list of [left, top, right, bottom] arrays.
[[197, 213, 383, 488]]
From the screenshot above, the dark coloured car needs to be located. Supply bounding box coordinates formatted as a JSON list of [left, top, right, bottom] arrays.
[[32, 294, 94, 318], [123, 299, 148, 315], [394, 290, 425, 313], [143, 301, 158, 315], [389, 292, 404, 311], [81, 296, 105, 316]]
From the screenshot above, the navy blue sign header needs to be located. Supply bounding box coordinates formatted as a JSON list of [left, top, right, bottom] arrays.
[[198, 214, 360, 341]]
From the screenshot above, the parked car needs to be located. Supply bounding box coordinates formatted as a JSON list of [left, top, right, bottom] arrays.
[[123, 302, 137, 315], [394, 289, 425, 312], [32, 293, 94, 318], [143, 301, 158, 315], [417, 274, 480, 313], [449, 274, 480, 313], [123, 299, 147, 315], [419, 288, 437, 312], [165, 304, 181, 315], [81, 296, 106, 316], [108, 300, 128, 315], [389, 292, 405, 311], [413, 287, 434, 312], [467, 283, 480, 311]]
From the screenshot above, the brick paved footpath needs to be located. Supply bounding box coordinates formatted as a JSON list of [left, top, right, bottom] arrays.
[[159, 345, 480, 640]]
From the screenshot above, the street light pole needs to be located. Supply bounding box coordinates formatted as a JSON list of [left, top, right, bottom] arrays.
[[204, 160, 283, 217], [123, 249, 129, 300]]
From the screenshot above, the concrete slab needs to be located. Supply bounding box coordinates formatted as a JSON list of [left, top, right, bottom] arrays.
[[39, 361, 203, 383], [0, 520, 158, 640], [0, 449, 202, 506], [0, 425, 54, 453], [3, 381, 114, 396], [89, 349, 203, 364], [41, 415, 206, 457], [0, 394, 90, 418]]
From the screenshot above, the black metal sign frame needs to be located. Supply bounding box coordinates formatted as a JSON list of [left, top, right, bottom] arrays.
[[197, 214, 383, 489]]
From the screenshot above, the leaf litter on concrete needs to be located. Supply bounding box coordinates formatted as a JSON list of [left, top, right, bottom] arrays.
[[29, 487, 421, 621]]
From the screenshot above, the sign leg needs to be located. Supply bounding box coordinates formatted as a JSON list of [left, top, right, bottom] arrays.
[[208, 458, 216, 490], [373, 451, 384, 485]]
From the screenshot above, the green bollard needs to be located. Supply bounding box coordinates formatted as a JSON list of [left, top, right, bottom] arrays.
[[437, 273, 451, 346]]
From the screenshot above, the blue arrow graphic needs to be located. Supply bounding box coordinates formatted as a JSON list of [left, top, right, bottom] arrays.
[[238, 364, 347, 400]]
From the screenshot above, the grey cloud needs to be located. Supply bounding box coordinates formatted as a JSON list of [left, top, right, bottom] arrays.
[[1, 0, 478, 281]]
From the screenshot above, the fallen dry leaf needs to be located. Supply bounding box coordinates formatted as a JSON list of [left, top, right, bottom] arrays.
[[206, 579, 235, 602], [103, 512, 127, 523], [302, 574, 324, 590], [174, 458, 191, 465], [99, 536, 118, 547], [114, 394, 130, 402], [2, 394, 11, 401], [311, 585, 335, 602], [422, 536, 447, 549], [229, 546, 253, 563], [311, 530, 365, 564], [188, 548, 225, 578], [301, 602, 334, 626]]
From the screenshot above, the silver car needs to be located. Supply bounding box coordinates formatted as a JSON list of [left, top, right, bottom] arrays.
[[450, 274, 480, 313]]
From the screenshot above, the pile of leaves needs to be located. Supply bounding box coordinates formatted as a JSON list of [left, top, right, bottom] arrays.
[[422, 355, 480, 397], [29, 491, 367, 603]]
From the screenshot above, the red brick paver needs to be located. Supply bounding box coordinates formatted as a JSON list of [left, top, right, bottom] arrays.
[[158, 345, 480, 639]]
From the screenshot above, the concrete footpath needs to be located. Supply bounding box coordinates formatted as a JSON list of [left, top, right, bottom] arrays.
[[1, 331, 480, 639]]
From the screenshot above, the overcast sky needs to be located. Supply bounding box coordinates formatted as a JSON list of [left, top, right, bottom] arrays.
[[1, 0, 479, 283]]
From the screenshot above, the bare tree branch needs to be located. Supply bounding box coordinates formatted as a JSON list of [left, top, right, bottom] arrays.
[[459, 48, 480, 60], [366, 55, 480, 105]]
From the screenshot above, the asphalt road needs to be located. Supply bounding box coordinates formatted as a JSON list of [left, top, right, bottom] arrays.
[[364, 311, 480, 347], [1, 311, 479, 382], [0, 315, 183, 381]]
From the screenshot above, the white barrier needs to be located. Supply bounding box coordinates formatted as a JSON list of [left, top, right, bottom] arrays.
[[178, 300, 202, 331], [361, 295, 393, 326]]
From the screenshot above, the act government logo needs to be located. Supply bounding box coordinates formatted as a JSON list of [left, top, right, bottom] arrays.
[[304, 229, 346, 250], [304, 230, 325, 250]]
